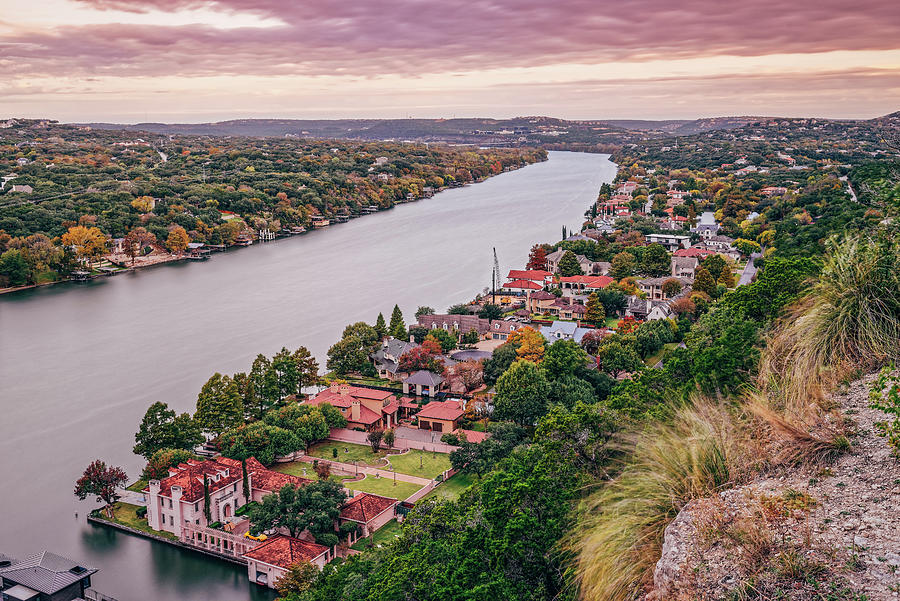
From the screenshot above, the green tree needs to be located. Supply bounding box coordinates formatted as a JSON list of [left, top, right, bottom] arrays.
[[543, 339, 589, 379], [700, 254, 727, 280], [374, 312, 388, 339], [248, 354, 278, 419], [596, 341, 641, 377], [609, 251, 637, 279], [366, 429, 385, 453], [218, 421, 301, 465], [477, 303, 503, 320], [249, 481, 346, 543], [493, 360, 550, 426], [194, 373, 244, 437], [0, 249, 29, 286], [142, 448, 196, 480], [425, 328, 457, 353], [271, 347, 300, 401], [292, 346, 320, 391], [692, 267, 717, 297], [448, 303, 472, 315], [733, 238, 761, 256], [557, 250, 583, 276], [595, 287, 628, 317], [275, 562, 318, 597], [583, 291, 606, 326], [408, 325, 429, 343], [547, 374, 596, 409], [389, 304, 407, 339], [327, 322, 379, 375], [415, 306, 435, 319], [483, 340, 520, 385], [133, 401, 203, 459], [383, 428, 396, 449], [640, 243, 670, 276]]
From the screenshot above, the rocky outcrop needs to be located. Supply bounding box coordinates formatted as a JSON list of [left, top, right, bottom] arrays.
[[647, 374, 900, 600]]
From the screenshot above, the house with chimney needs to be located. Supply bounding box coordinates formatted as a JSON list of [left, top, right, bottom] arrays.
[[371, 337, 419, 381], [243, 536, 332, 589], [306, 383, 400, 430]]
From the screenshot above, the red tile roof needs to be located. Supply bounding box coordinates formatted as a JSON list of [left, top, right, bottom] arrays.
[[250, 466, 312, 493], [503, 279, 542, 290], [674, 248, 716, 258], [145, 458, 243, 502], [559, 275, 614, 288], [416, 400, 465, 422], [350, 404, 384, 426], [308, 385, 394, 410], [243, 535, 329, 568], [457, 429, 490, 444], [507, 269, 551, 281], [340, 493, 397, 524], [383, 400, 400, 414]]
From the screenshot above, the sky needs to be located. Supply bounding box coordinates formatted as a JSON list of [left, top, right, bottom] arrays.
[[1, 0, 899, 123]]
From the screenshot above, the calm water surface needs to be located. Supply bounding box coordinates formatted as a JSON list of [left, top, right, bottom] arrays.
[[0, 151, 615, 601]]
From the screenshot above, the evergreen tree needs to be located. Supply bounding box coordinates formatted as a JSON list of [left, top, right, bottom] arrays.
[[241, 458, 250, 503], [194, 373, 243, 437], [640, 243, 671, 276], [583, 292, 606, 326], [693, 267, 717, 297], [203, 474, 211, 522], [718, 267, 736, 288], [557, 250, 583, 277], [389, 304, 407, 339], [374, 312, 387, 339]]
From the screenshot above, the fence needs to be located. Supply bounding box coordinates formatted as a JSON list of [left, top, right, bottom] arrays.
[[328, 428, 459, 454], [180, 523, 258, 561]]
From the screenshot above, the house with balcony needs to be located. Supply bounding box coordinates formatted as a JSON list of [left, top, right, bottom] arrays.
[[645, 234, 690, 252]]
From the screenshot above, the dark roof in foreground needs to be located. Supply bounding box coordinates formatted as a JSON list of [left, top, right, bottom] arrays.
[[0, 551, 97, 594]]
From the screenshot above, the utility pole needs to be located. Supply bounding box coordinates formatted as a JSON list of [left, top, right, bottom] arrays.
[[491, 247, 500, 305]]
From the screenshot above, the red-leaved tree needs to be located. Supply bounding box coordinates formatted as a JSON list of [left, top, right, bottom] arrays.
[[74, 459, 128, 518], [526, 244, 548, 271]]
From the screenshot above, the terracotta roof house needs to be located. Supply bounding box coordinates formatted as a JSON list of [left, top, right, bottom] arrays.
[[415, 399, 466, 433], [506, 269, 552, 286], [145, 456, 311, 537], [502, 279, 542, 294], [0, 551, 97, 601], [457, 429, 490, 444], [402, 370, 444, 397], [558, 275, 614, 297], [674, 247, 716, 259], [306, 383, 400, 430], [339, 493, 398, 538], [243, 535, 332, 588]]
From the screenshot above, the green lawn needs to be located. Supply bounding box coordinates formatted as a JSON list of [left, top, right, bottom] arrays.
[[271, 464, 422, 500], [351, 519, 403, 551], [308, 441, 390, 466], [421, 472, 475, 502], [126, 479, 148, 492], [387, 450, 451, 480], [644, 342, 679, 367], [99, 502, 177, 541], [342, 474, 421, 500], [605, 316, 620, 328]]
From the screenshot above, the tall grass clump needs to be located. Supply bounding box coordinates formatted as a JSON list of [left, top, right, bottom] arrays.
[[568, 401, 757, 601], [758, 233, 900, 418]]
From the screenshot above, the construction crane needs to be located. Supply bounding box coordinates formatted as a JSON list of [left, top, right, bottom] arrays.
[[491, 247, 500, 305]]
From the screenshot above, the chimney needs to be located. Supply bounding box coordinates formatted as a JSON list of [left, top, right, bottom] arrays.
[[351, 400, 361, 422], [339, 384, 350, 396], [409, 335, 415, 343], [329, 382, 340, 393]]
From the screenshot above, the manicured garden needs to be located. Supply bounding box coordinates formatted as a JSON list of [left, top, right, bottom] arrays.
[[126, 479, 148, 492], [387, 450, 451, 480], [307, 441, 390, 466], [339, 474, 421, 499]]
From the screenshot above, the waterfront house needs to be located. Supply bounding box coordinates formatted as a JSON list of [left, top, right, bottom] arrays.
[[306, 383, 400, 430], [402, 370, 444, 397], [339, 493, 398, 538], [0, 551, 97, 601], [418, 314, 488, 337], [371, 337, 419, 381], [415, 399, 466, 432], [243, 535, 332, 589], [502, 279, 542, 295]]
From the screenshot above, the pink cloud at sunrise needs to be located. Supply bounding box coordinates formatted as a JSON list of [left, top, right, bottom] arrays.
[[0, 0, 898, 121]]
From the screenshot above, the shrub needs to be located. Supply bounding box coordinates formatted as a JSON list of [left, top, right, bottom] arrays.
[[136, 506, 148, 519], [870, 365, 900, 456], [569, 401, 757, 601]]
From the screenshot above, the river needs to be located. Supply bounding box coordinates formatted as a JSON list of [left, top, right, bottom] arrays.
[[0, 151, 616, 601]]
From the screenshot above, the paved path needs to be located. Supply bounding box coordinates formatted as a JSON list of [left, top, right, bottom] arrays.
[[737, 252, 761, 286], [118, 490, 147, 506], [295, 455, 433, 486]]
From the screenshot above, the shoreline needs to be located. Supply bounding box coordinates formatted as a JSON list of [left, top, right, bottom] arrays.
[[0, 159, 543, 298]]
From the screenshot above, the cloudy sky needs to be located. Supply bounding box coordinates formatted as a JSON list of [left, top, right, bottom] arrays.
[[1, 0, 899, 122]]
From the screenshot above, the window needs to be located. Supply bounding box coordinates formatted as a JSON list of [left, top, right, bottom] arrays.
[[170, 516, 174, 526], [194, 502, 199, 512], [168, 498, 172, 509]]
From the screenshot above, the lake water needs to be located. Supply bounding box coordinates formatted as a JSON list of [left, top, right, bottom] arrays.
[[0, 151, 616, 601]]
